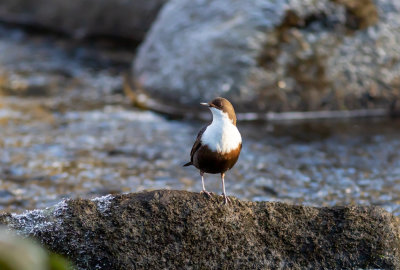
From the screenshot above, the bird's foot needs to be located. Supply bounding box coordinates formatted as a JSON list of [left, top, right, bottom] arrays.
[[200, 190, 213, 198], [220, 193, 231, 205]]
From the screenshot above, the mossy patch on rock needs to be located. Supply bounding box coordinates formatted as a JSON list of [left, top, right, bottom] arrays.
[[1, 190, 399, 269], [256, 0, 378, 111], [331, 0, 378, 30]]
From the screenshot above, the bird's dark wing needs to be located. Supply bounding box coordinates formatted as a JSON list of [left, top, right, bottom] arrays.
[[183, 125, 208, 167], [190, 125, 207, 161]]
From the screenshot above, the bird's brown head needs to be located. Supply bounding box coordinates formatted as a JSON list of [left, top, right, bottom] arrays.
[[201, 97, 237, 125]]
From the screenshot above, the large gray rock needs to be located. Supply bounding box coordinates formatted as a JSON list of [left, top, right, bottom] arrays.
[[0, 0, 168, 41], [133, 0, 400, 114], [1, 190, 399, 269]]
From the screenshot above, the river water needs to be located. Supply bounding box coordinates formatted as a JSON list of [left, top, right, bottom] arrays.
[[1, 25, 400, 215]]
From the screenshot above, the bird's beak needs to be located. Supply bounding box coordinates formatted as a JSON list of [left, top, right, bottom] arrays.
[[200, 102, 210, 107]]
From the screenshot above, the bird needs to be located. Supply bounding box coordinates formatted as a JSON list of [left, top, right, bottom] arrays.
[[184, 97, 242, 204]]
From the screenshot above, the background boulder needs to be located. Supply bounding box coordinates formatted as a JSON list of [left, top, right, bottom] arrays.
[[1, 190, 399, 269], [0, 0, 168, 42], [133, 0, 400, 113]]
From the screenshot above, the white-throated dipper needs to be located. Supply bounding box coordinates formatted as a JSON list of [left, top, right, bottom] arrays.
[[184, 97, 242, 204]]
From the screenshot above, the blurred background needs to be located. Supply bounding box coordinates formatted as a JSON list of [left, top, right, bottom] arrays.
[[0, 0, 399, 215]]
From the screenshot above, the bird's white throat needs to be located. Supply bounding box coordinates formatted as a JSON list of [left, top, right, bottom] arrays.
[[201, 107, 242, 154]]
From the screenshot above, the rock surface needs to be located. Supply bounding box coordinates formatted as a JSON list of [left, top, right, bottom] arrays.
[[133, 0, 400, 113], [1, 190, 399, 269], [0, 0, 168, 42]]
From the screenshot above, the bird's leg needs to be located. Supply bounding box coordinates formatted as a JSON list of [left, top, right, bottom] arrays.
[[199, 171, 212, 197], [220, 172, 231, 204]]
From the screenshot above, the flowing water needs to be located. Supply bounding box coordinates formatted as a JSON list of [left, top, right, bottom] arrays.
[[0, 25, 400, 215]]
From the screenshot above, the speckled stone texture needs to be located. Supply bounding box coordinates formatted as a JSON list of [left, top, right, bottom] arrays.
[[133, 0, 400, 112], [0, 0, 168, 41], [1, 190, 399, 269]]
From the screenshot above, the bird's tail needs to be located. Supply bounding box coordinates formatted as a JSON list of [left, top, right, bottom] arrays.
[[183, 162, 192, 167]]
